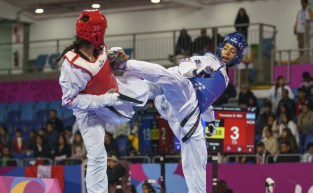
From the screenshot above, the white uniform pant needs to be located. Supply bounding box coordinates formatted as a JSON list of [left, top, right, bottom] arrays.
[[75, 111, 108, 193], [126, 60, 207, 193]]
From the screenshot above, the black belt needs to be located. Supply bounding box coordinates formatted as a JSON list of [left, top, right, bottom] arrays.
[[118, 93, 144, 104], [181, 108, 201, 143], [106, 106, 132, 119]]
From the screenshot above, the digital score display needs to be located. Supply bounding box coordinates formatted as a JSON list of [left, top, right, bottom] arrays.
[[174, 106, 256, 154], [206, 106, 256, 154]]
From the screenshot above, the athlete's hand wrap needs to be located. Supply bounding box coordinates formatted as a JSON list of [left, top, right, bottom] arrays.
[[107, 47, 128, 70], [206, 121, 216, 137]]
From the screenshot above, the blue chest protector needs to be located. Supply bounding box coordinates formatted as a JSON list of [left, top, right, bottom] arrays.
[[190, 69, 228, 113]]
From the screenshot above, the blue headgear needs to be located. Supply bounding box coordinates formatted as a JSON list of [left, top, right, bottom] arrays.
[[216, 32, 247, 68]]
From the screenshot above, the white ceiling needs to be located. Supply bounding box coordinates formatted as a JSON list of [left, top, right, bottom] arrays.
[[1, 0, 265, 19]]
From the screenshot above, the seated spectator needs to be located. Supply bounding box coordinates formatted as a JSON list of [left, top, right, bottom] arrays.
[[45, 122, 58, 151], [256, 99, 273, 136], [0, 146, 17, 166], [71, 131, 86, 160], [64, 126, 74, 145], [107, 153, 130, 193], [279, 128, 298, 153], [262, 113, 279, 139], [46, 109, 64, 133], [175, 28, 193, 56], [105, 132, 119, 156], [193, 28, 211, 54], [27, 129, 37, 151], [238, 83, 257, 107], [297, 103, 313, 134], [34, 135, 51, 159], [54, 134, 71, 163], [278, 113, 299, 145], [302, 142, 313, 162], [141, 182, 156, 193], [11, 129, 25, 159], [217, 179, 234, 193], [269, 76, 294, 111], [0, 126, 10, 147], [276, 141, 300, 163], [213, 81, 237, 106], [276, 88, 296, 117], [300, 71, 313, 93], [295, 87, 313, 116], [255, 141, 270, 164], [262, 127, 279, 155]]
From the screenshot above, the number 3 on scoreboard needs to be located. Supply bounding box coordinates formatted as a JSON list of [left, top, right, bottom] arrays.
[[230, 126, 239, 140]]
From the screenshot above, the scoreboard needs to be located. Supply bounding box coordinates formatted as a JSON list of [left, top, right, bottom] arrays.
[[174, 106, 256, 154], [207, 106, 256, 154]]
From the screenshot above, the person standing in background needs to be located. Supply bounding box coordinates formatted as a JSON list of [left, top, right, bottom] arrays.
[[235, 7, 250, 41], [294, 0, 313, 57]]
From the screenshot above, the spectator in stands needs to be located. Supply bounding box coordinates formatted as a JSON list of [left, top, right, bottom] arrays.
[[278, 113, 299, 145], [193, 28, 211, 54], [46, 109, 64, 133], [302, 142, 313, 162], [217, 179, 234, 193], [262, 127, 279, 155], [237, 45, 254, 85], [11, 129, 25, 158], [279, 128, 298, 153], [262, 113, 279, 139], [26, 129, 37, 152], [0, 126, 10, 147], [45, 122, 58, 151], [107, 153, 130, 193], [64, 126, 74, 145], [235, 7, 250, 41], [34, 135, 51, 158], [0, 146, 17, 166], [294, 0, 313, 57], [255, 141, 270, 164], [297, 103, 313, 134], [300, 71, 313, 93], [296, 87, 313, 116], [213, 81, 237, 106], [54, 134, 71, 163], [175, 28, 193, 56], [277, 89, 296, 117], [257, 100, 274, 136], [105, 132, 119, 156], [269, 76, 294, 111], [71, 131, 87, 160], [141, 182, 156, 193], [276, 141, 300, 163], [238, 83, 257, 107]]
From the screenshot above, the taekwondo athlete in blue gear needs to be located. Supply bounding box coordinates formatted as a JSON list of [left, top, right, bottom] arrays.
[[179, 32, 247, 113]]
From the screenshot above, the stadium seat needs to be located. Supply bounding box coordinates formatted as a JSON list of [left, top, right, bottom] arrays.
[[30, 120, 45, 132], [48, 100, 63, 117], [0, 103, 6, 123], [6, 102, 20, 112], [34, 54, 49, 71], [20, 102, 34, 121], [63, 116, 76, 128], [48, 53, 60, 70], [124, 48, 133, 58], [62, 108, 73, 120], [34, 110, 48, 126], [16, 120, 31, 134], [304, 132, 313, 150], [6, 110, 20, 123], [33, 101, 49, 112]]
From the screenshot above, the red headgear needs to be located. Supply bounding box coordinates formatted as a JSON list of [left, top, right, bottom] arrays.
[[76, 9, 107, 47]]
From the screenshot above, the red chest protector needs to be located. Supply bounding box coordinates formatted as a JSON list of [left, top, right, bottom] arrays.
[[64, 50, 118, 95]]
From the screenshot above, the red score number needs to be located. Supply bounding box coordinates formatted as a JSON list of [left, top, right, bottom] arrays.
[[224, 117, 246, 147]]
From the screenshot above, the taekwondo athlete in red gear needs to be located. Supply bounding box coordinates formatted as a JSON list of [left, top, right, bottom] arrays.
[[108, 32, 247, 193], [59, 10, 149, 193]]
